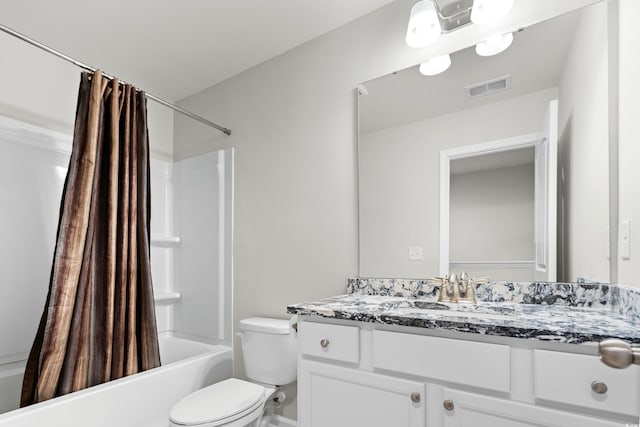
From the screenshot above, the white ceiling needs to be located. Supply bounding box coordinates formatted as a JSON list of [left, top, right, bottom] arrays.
[[0, 0, 396, 101], [359, 6, 582, 134]]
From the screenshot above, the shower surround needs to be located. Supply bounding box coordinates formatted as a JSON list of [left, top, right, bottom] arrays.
[[0, 113, 233, 420]]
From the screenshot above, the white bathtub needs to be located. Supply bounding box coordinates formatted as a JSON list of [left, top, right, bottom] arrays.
[[0, 333, 232, 426]]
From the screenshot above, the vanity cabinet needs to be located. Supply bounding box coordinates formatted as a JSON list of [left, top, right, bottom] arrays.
[[297, 319, 639, 427], [298, 322, 425, 427]]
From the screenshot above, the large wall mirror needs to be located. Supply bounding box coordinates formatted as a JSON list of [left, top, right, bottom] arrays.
[[358, 1, 610, 283]]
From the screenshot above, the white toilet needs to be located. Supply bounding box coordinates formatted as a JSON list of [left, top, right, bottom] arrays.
[[169, 318, 297, 427]]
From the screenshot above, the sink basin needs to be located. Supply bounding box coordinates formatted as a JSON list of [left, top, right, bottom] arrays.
[[392, 301, 517, 322], [413, 301, 451, 310], [417, 309, 515, 321]]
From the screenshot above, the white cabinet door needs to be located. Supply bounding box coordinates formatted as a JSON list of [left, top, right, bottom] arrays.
[[441, 389, 628, 427], [299, 360, 426, 427]]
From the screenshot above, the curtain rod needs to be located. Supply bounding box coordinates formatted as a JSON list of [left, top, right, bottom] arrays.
[[0, 23, 232, 136]]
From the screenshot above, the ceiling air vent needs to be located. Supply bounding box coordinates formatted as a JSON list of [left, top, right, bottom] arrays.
[[465, 75, 511, 98]]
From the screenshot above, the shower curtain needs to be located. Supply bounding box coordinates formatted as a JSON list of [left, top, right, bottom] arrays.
[[21, 71, 160, 406]]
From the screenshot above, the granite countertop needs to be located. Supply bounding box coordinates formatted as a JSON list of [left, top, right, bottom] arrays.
[[287, 279, 640, 345]]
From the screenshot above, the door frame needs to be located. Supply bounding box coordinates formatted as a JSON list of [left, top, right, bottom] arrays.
[[439, 133, 538, 276]]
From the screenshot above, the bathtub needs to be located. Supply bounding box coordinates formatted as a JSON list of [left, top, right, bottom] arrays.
[[0, 333, 232, 426]]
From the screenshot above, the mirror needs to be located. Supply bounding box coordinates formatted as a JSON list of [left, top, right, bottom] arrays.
[[358, 1, 610, 283]]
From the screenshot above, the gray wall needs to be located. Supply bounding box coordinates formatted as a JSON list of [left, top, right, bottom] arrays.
[[173, 1, 596, 418], [450, 163, 535, 281], [557, 1, 610, 283]]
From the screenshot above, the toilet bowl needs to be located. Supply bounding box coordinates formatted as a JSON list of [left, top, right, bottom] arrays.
[[169, 378, 274, 427], [169, 317, 297, 427]]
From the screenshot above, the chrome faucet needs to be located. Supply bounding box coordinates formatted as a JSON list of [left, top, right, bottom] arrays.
[[429, 273, 488, 304]]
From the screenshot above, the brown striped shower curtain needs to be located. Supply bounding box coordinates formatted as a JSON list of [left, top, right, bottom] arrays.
[[20, 71, 160, 406]]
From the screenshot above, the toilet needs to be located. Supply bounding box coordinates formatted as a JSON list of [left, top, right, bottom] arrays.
[[169, 318, 297, 427]]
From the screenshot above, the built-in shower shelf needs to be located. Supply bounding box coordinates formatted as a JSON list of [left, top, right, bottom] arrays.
[[154, 292, 181, 304], [151, 235, 181, 247]]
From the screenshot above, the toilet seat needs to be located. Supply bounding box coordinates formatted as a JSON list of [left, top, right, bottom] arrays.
[[170, 378, 267, 427]]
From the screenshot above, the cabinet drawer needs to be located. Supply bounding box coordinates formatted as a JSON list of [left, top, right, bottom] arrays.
[[300, 322, 359, 364], [373, 330, 510, 393], [534, 349, 640, 417]]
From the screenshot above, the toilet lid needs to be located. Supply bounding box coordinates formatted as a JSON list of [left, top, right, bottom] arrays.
[[170, 379, 266, 426]]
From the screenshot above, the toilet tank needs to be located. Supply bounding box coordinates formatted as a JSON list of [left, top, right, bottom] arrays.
[[238, 317, 297, 386]]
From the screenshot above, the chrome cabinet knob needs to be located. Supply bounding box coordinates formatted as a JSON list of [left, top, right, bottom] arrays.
[[443, 399, 455, 411], [320, 339, 330, 348], [591, 381, 608, 394], [410, 392, 421, 403], [599, 339, 640, 369]]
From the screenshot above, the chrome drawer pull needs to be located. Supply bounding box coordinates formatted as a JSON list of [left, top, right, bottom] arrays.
[[599, 339, 640, 369], [591, 381, 608, 394], [320, 339, 330, 348], [443, 399, 455, 411], [410, 392, 421, 403]]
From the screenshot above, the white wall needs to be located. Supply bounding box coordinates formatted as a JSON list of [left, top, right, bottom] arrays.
[[557, 1, 610, 284], [0, 117, 69, 368], [359, 88, 556, 278], [617, 0, 640, 286], [450, 163, 535, 281], [174, 149, 233, 344]]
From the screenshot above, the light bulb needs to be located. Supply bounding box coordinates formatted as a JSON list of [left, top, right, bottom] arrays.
[[419, 54, 452, 76], [405, 1, 442, 48], [475, 32, 513, 56], [471, 0, 514, 25]]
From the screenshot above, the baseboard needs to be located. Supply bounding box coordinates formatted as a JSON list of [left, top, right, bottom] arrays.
[[268, 415, 297, 427]]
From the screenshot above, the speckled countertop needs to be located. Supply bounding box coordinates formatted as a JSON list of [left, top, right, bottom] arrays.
[[287, 279, 640, 345]]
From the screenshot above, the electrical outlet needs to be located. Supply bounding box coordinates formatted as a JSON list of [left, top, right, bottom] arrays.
[[409, 246, 423, 261]]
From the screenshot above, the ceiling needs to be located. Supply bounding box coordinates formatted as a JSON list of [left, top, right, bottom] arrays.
[[359, 6, 582, 134], [0, 0, 396, 102]]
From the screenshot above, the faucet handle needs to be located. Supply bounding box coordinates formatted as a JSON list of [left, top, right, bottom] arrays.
[[460, 272, 469, 283], [430, 276, 450, 302], [459, 277, 488, 304], [460, 283, 477, 303], [438, 284, 450, 302]]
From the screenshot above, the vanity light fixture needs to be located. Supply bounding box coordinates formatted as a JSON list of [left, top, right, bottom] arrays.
[[405, 0, 442, 48], [470, 0, 514, 25], [406, 0, 514, 50], [475, 32, 513, 56], [419, 54, 452, 76]]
